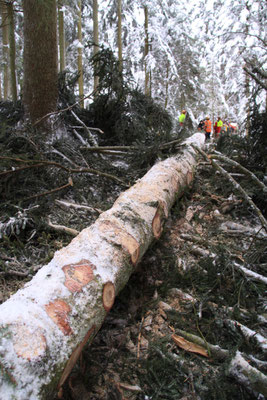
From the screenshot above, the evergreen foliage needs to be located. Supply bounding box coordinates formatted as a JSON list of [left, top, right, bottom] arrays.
[[217, 106, 267, 217], [88, 48, 173, 145]]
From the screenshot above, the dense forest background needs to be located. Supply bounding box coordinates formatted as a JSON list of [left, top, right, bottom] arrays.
[[0, 0, 266, 131]]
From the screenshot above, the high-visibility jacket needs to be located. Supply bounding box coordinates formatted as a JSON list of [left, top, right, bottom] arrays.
[[217, 119, 223, 127], [204, 119, 212, 132], [179, 113, 186, 123]]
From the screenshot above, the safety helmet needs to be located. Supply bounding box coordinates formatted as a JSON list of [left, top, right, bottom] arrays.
[[206, 116, 209, 119]]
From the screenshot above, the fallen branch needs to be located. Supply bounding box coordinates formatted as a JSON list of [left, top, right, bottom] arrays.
[[211, 152, 267, 193], [193, 146, 267, 232], [32, 89, 97, 127], [80, 139, 184, 153], [47, 219, 79, 237], [228, 351, 267, 397], [172, 329, 267, 397], [72, 129, 88, 146], [172, 328, 228, 361], [0, 157, 127, 186], [22, 178, 73, 202], [224, 319, 267, 354], [81, 145, 133, 152], [55, 200, 102, 214], [70, 110, 98, 146], [71, 126, 104, 134], [233, 262, 267, 285], [0, 270, 29, 278]]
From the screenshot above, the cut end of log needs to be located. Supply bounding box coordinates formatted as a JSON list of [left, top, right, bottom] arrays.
[[13, 323, 47, 361], [98, 220, 140, 265], [103, 282, 115, 312], [63, 259, 96, 293], [186, 171, 193, 186], [45, 299, 72, 336], [57, 326, 95, 390], [152, 203, 166, 239], [120, 234, 140, 266]]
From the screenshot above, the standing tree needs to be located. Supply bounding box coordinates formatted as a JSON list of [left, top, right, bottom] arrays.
[[58, 1, 66, 72], [117, 0, 122, 73], [144, 5, 150, 96], [23, 0, 58, 126], [77, 0, 84, 107], [1, 1, 9, 99], [93, 0, 99, 91], [7, 0, 17, 102]]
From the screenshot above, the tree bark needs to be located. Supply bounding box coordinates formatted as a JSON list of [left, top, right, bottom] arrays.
[[144, 6, 150, 97], [7, 1, 17, 102], [23, 0, 58, 126], [58, 2, 66, 72], [93, 0, 99, 91], [1, 1, 9, 99], [0, 133, 205, 400], [117, 0, 122, 73], [77, 0, 84, 107]]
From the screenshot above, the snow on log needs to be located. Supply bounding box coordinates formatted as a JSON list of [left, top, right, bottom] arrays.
[[0, 133, 205, 399]]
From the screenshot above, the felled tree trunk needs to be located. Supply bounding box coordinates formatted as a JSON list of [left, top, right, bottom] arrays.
[[0, 133, 205, 400]]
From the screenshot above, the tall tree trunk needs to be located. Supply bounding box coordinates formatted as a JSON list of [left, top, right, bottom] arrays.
[[244, 1, 251, 136], [164, 62, 169, 109], [58, 1, 66, 72], [0, 133, 205, 400], [93, 0, 99, 91], [1, 2, 9, 99], [144, 6, 150, 97], [244, 63, 250, 136], [117, 0, 122, 73], [0, 73, 2, 100], [7, 1, 17, 102], [77, 0, 84, 107], [23, 0, 58, 126]]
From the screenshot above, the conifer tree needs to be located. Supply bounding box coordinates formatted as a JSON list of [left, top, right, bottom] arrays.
[[77, 0, 84, 107], [1, 1, 9, 99], [93, 0, 99, 91], [58, 1, 66, 72], [144, 5, 150, 97], [7, 1, 17, 102], [117, 0, 122, 73], [23, 0, 58, 126]]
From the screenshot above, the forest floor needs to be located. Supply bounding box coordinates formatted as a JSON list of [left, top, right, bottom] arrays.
[[0, 138, 266, 400], [55, 147, 266, 400]]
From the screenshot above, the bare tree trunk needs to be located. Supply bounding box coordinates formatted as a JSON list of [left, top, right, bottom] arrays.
[[7, 1, 17, 102], [244, 4, 250, 136], [117, 0, 122, 73], [0, 73, 2, 100], [93, 0, 99, 91], [58, 1, 66, 72], [0, 133, 205, 400], [1, 1, 9, 99], [144, 6, 150, 97], [78, 0, 84, 107], [23, 0, 58, 126], [164, 62, 169, 109]]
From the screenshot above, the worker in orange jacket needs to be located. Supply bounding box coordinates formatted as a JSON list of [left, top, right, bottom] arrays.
[[204, 117, 212, 141]]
